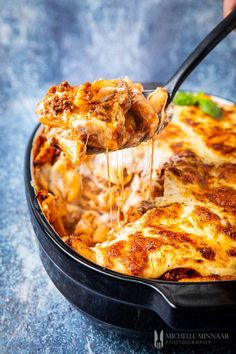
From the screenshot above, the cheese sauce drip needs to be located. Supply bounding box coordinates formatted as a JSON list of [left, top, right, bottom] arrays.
[[106, 146, 113, 228], [149, 137, 155, 200], [121, 150, 124, 204], [145, 143, 151, 200], [116, 151, 121, 227]]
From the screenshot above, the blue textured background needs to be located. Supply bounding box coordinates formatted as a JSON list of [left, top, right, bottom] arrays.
[[1, 0, 236, 353]]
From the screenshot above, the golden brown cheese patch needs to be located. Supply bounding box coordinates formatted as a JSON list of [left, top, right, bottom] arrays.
[[205, 187, 236, 209], [217, 163, 236, 185], [92, 200, 236, 278], [174, 104, 236, 163], [33, 99, 236, 281]]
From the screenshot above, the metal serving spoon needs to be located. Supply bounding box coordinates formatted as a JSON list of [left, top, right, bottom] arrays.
[[87, 9, 236, 155], [144, 8, 236, 104]]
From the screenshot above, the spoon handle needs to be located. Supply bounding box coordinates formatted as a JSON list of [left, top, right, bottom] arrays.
[[165, 9, 236, 102]]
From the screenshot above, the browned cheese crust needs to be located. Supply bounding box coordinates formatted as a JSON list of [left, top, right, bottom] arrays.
[[33, 95, 236, 281]]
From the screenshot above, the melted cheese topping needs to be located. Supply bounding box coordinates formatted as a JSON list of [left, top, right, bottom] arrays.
[[36, 79, 167, 163], [33, 97, 236, 281]]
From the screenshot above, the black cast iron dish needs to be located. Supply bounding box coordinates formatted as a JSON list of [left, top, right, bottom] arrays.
[[25, 91, 236, 334]]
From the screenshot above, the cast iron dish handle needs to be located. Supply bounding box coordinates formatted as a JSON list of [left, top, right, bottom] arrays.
[[142, 279, 236, 330], [164, 8, 236, 103]]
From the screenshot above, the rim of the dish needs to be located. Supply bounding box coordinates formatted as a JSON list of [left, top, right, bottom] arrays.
[[25, 91, 236, 286]]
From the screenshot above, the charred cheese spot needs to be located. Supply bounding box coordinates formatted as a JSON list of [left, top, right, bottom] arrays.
[[227, 249, 236, 257], [207, 127, 236, 155], [217, 225, 236, 240], [168, 161, 211, 188], [125, 233, 149, 276], [197, 247, 215, 261], [217, 164, 236, 183], [160, 268, 200, 281], [194, 206, 220, 223], [106, 241, 125, 258], [205, 187, 236, 208]]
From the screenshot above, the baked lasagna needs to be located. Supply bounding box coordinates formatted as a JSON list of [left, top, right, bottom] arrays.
[[36, 79, 168, 163], [33, 85, 236, 281]]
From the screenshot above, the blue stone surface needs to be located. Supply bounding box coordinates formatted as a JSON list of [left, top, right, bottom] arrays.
[[1, 0, 236, 353]]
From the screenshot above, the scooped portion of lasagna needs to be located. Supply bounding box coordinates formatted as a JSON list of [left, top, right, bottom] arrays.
[[36, 79, 168, 163], [33, 92, 236, 281]]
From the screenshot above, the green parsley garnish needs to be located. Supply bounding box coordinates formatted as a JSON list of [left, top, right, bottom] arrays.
[[198, 98, 222, 119], [173, 92, 198, 106], [173, 91, 222, 119]]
